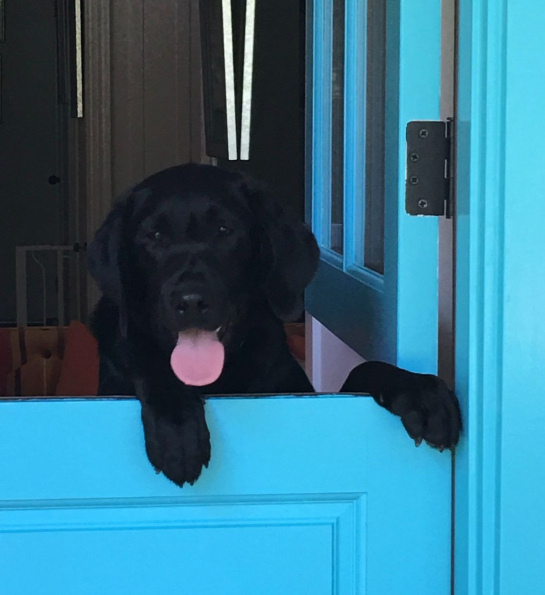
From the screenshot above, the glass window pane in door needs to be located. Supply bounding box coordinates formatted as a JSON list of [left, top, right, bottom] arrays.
[[330, 0, 345, 255]]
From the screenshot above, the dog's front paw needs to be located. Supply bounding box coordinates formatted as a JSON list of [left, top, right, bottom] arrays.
[[141, 404, 211, 487], [389, 375, 462, 451]]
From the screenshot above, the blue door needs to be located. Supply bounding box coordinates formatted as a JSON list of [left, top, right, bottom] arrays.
[[0, 1, 453, 594], [306, 0, 443, 372], [1, 397, 450, 594]]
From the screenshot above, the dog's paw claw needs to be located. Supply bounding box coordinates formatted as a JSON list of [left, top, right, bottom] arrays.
[[397, 377, 462, 451]]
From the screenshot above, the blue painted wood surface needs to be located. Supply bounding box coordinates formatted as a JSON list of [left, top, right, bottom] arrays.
[[455, 0, 545, 593], [1, 396, 451, 594], [306, 0, 441, 372]]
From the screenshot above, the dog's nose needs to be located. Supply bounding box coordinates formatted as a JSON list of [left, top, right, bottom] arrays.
[[176, 293, 210, 315]]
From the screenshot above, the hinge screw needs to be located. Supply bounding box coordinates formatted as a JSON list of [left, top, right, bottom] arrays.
[[410, 152, 420, 162], [419, 128, 429, 138], [409, 176, 419, 185], [418, 199, 428, 209]]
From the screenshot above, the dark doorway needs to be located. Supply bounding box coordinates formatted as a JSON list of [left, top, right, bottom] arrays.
[[201, 0, 307, 221], [0, 0, 71, 325]]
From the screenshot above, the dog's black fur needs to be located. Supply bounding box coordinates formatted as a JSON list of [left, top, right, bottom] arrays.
[[88, 164, 461, 487]]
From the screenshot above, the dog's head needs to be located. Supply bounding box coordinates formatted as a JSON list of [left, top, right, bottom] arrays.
[[87, 164, 319, 385]]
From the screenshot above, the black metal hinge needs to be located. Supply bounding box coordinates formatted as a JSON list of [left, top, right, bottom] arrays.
[[405, 120, 453, 218]]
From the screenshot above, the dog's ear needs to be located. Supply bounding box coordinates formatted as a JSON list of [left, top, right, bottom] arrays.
[[87, 195, 132, 334], [239, 177, 320, 321], [87, 199, 126, 303]]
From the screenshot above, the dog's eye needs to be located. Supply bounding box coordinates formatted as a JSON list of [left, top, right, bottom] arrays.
[[218, 225, 233, 237], [149, 231, 165, 243]]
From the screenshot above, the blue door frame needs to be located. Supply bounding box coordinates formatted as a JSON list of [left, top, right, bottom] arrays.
[[455, 0, 545, 592]]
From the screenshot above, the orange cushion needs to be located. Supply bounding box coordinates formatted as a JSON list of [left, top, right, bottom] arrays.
[[285, 323, 305, 362], [287, 334, 305, 362], [0, 329, 13, 396], [55, 321, 99, 396]]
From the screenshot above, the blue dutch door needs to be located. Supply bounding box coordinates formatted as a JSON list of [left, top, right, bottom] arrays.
[[0, 1, 454, 594], [307, 0, 442, 371]]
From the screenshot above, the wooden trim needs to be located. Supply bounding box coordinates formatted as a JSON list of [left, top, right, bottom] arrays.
[[190, 0, 209, 164], [83, 0, 112, 311], [66, 116, 87, 322]]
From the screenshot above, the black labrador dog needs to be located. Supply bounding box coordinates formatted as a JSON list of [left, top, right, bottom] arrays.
[[88, 163, 461, 487]]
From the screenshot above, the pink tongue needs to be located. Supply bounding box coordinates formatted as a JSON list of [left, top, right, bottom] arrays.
[[170, 330, 225, 386]]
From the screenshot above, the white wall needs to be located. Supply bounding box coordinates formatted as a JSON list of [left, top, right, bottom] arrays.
[[305, 315, 364, 393]]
